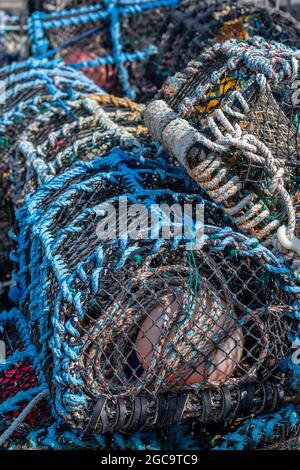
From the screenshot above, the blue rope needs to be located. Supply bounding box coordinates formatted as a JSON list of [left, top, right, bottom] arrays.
[[28, 0, 180, 97]]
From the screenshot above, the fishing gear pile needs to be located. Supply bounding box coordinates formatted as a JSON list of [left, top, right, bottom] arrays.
[[0, 0, 300, 453]]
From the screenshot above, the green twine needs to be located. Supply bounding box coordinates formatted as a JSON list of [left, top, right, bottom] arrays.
[[0, 136, 10, 148], [132, 254, 143, 266]]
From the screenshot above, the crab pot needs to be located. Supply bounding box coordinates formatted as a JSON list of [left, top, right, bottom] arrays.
[[144, 37, 300, 271], [28, 0, 179, 99], [0, 56, 100, 161], [0, 57, 100, 291], [0, 309, 50, 446], [6, 93, 149, 209], [11, 144, 299, 433], [0, 56, 100, 189], [147, 0, 300, 91]]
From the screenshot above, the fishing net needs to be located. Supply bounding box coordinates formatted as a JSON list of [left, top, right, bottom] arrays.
[[0, 56, 101, 170], [5, 93, 149, 209], [0, 57, 100, 300], [0, 305, 237, 450], [6, 139, 297, 439], [1, 302, 299, 450], [147, 0, 300, 91], [28, 0, 179, 99], [144, 36, 300, 277]]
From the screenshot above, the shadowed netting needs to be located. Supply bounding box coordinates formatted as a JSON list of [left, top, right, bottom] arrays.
[[147, 0, 300, 91]]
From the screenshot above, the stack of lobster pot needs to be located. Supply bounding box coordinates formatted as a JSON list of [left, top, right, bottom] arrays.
[[0, 0, 300, 453]]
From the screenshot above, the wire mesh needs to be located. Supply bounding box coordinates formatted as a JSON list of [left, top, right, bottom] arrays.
[[147, 0, 300, 92]]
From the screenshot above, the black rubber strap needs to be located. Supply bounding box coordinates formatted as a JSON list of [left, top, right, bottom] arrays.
[[235, 383, 255, 418], [172, 394, 188, 425], [265, 382, 283, 413], [125, 396, 148, 432], [218, 387, 232, 421], [274, 384, 284, 411], [133, 397, 148, 431], [200, 390, 212, 423], [85, 396, 107, 434], [156, 394, 168, 427], [114, 398, 127, 432], [124, 396, 142, 431], [262, 382, 275, 413], [161, 393, 178, 427]]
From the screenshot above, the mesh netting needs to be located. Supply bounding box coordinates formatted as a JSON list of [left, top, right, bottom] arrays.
[[28, 0, 179, 99], [7, 144, 298, 435], [1, 0, 300, 452], [0, 91, 148, 288], [144, 36, 300, 276], [0, 57, 100, 300], [147, 0, 300, 90], [5, 93, 149, 208]]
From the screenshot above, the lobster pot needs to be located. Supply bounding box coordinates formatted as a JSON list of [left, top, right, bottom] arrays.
[[12, 146, 299, 433], [0, 58, 100, 292], [6, 93, 150, 209], [0, 57, 101, 199], [28, 0, 179, 99], [0, 56, 101, 153], [144, 37, 300, 271], [148, 0, 300, 89]]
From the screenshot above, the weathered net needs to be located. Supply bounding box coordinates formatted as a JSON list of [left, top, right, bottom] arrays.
[[0, 57, 100, 300], [147, 0, 300, 92], [28, 0, 179, 99], [5, 94, 148, 208], [144, 36, 300, 277], [1, 0, 300, 452], [6, 139, 297, 436]]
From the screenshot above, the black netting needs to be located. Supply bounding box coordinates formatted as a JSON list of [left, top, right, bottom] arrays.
[[146, 0, 300, 91]]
